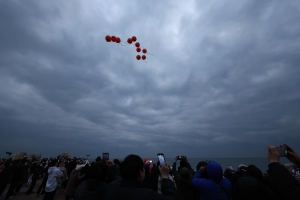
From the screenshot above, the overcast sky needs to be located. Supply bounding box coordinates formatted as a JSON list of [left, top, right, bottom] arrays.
[[1, 0, 300, 159]]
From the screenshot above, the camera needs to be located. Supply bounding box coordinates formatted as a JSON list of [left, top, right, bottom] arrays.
[[276, 146, 287, 157], [178, 156, 186, 160]]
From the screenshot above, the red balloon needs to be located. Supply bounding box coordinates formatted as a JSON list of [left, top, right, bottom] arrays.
[[136, 55, 141, 60], [111, 36, 116, 42], [142, 55, 146, 60], [135, 42, 140, 47], [127, 38, 132, 44], [105, 35, 111, 42], [116, 37, 121, 43], [132, 36, 137, 42], [142, 48, 147, 54], [136, 47, 141, 52]]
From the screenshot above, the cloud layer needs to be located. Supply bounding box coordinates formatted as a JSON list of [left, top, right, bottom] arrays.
[[1, 0, 300, 159]]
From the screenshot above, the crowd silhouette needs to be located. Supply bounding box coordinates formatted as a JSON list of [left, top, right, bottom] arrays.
[[0, 144, 299, 200]]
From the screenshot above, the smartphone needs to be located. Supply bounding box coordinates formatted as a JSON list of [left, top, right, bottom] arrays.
[[276, 146, 287, 157], [102, 152, 109, 161], [157, 153, 165, 166], [178, 156, 186, 160]]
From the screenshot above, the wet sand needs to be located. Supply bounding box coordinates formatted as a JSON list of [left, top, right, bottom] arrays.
[[0, 179, 66, 200]]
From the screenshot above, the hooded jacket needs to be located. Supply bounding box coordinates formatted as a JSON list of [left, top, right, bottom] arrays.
[[191, 161, 232, 200], [267, 162, 300, 199], [45, 166, 64, 192]]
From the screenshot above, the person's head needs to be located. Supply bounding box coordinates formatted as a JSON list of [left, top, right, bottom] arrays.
[[196, 161, 208, 171], [224, 165, 236, 175], [113, 159, 121, 166], [95, 156, 101, 162], [50, 159, 59, 167], [247, 164, 263, 181], [87, 161, 108, 182], [237, 164, 248, 173], [206, 161, 224, 182], [120, 154, 145, 181], [180, 167, 190, 180], [178, 160, 189, 172], [144, 158, 150, 164]]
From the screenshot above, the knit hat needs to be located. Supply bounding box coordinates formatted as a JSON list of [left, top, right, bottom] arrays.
[[226, 165, 234, 170], [143, 158, 153, 172], [238, 164, 248, 172], [180, 167, 190, 180], [144, 158, 150, 164]]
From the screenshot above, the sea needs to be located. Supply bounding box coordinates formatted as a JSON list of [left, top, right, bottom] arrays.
[[89, 157, 291, 173]]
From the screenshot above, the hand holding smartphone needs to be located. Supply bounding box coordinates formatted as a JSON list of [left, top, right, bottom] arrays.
[[276, 146, 287, 157]]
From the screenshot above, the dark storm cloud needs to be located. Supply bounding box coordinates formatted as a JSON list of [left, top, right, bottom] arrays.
[[1, 0, 300, 159]]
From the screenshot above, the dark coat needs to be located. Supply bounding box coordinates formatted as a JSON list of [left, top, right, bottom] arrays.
[[267, 162, 300, 199], [65, 168, 86, 196], [105, 178, 178, 200], [172, 161, 195, 200], [0, 165, 12, 184], [144, 164, 159, 190], [73, 179, 107, 200], [232, 175, 279, 200], [106, 164, 121, 184]]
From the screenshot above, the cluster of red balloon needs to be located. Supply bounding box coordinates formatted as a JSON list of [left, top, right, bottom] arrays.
[[105, 35, 151, 61], [127, 36, 148, 61], [105, 35, 121, 43]]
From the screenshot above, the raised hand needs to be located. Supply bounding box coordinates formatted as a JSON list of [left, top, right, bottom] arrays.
[[284, 144, 300, 166], [159, 163, 170, 178], [267, 145, 280, 163]]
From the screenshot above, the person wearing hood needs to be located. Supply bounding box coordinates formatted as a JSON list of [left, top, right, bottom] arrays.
[[43, 159, 65, 200], [191, 161, 232, 200]]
